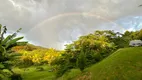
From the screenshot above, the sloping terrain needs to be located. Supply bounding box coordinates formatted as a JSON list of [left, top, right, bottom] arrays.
[[87, 47, 142, 80], [13, 47, 142, 80]]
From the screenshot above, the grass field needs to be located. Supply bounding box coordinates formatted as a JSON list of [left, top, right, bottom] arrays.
[[57, 69, 81, 80], [87, 47, 142, 80], [13, 65, 56, 80]]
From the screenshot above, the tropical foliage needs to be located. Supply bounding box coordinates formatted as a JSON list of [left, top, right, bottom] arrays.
[[52, 29, 142, 77], [52, 30, 118, 77], [0, 24, 27, 79], [1, 24, 142, 80], [14, 48, 62, 66]]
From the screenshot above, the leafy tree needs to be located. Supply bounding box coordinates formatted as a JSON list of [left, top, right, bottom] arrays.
[[138, 29, 142, 40], [53, 29, 142, 77], [76, 49, 87, 71], [54, 30, 116, 77], [71, 30, 116, 58]]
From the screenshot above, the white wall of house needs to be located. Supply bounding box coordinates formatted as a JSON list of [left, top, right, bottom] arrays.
[[129, 40, 142, 46]]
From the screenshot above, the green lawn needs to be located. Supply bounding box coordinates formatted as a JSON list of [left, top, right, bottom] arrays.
[[87, 47, 142, 80], [57, 69, 81, 80], [13, 65, 56, 80]]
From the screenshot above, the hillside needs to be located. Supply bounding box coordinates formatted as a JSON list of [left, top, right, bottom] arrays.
[[16, 47, 142, 80], [12, 43, 49, 52], [85, 47, 142, 80]]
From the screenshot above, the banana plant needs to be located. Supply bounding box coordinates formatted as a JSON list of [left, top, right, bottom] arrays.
[[0, 24, 27, 79], [0, 24, 27, 61]]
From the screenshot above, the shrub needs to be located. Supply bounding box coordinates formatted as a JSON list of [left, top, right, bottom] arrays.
[[20, 59, 34, 68], [76, 50, 87, 71], [56, 63, 73, 78], [10, 73, 22, 80], [0, 73, 5, 80]]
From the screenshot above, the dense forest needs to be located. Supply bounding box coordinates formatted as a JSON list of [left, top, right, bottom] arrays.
[[0, 24, 142, 80]]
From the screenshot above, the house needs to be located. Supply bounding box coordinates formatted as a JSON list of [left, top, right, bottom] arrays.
[[129, 40, 142, 47]]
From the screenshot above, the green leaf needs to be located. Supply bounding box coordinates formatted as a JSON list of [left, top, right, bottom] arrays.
[[1, 35, 12, 45], [0, 46, 6, 55], [0, 63, 5, 69], [5, 37, 24, 48]]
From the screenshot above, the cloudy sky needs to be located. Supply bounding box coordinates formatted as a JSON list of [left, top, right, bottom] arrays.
[[0, 0, 142, 49]]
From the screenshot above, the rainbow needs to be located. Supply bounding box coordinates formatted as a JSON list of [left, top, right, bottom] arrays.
[[29, 12, 125, 32]]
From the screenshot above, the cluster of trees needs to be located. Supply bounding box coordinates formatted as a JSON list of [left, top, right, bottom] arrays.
[[52, 30, 116, 77], [52, 29, 142, 77], [13, 48, 61, 67], [112, 29, 142, 48]]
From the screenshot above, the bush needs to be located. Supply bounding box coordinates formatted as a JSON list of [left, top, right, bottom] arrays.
[[10, 73, 22, 80], [76, 50, 87, 71], [18, 59, 34, 68], [52, 53, 77, 78], [94, 53, 103, 62], [56, 64, 72, 78], [0, 73, 5, 80]]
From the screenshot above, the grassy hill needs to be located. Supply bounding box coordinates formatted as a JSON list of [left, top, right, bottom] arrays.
[[84, 47, 142, 80], [13, 47, 142, 80]]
